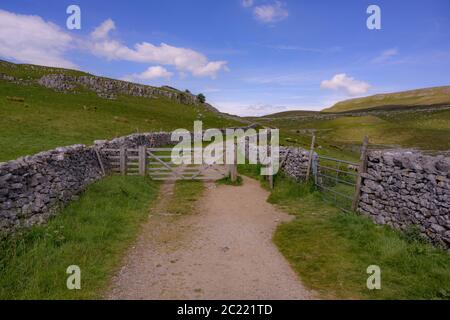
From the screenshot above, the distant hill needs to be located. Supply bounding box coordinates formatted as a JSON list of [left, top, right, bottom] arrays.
[[259, 110, 319, 118], [322, 86, 450, 113]]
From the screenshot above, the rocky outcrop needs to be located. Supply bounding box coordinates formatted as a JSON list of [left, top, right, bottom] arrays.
[[358, 150, 450, 249], [38, 74, 200, 104]]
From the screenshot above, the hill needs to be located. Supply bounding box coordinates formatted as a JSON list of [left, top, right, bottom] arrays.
[[0, 60, 244, 161], [258, 110, 319, 119], [323, 86, 450, 113]]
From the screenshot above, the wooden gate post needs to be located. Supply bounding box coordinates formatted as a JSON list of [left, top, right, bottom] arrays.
[[230, 141, 238, 182], [312, 153, 318, 185], [120, 146, 127, 176], [352, 136, 369, 212], [138, 146, 146, 176], [306, 133, 316, 181]]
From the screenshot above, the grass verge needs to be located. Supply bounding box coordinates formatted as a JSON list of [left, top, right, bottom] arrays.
[[165, 180, 205, 215], [240, 167, 450, 299], [0, 175, 159, 299]]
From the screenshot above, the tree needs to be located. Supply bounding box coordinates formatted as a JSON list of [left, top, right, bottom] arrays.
[[197, 93, 206, 104]]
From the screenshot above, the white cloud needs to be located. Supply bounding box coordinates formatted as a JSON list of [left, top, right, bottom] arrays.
[[372, 48, 399, 64], [253, 1, 288, 23], [241, 0, 254, 8], [123, 66, 173, 82], [0, 9, 75, 68], [91, 18, 115, 40], [213, 101, 294, 116], [321, 73, 370, 96], [89, 19, 228, 78], [0, 11, 227, 79]]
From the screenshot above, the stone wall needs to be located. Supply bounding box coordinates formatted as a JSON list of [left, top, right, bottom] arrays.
[[279, 147, 312, 181], [358, 150, 450, 249], [0, 132, 173, 236], [0, 145, 102, 235]]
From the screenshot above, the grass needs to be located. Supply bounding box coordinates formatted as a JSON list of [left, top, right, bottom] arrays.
[[238, 167, 450, 299], [0, 80, 241, 161], [165, 180, 205, 215], [255, 109, 450, 156], [322, 86, 450, 113], [216, 175, 243, 186], [0, 59, 90, 80], [0, 175, 159, 299]]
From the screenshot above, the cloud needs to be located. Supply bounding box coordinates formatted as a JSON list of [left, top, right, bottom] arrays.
[[213, 101, 293, 116], [241, 0, 254, 8], [0, 9, 75, 68], [321, 73, 370, 96], [123, 66, 173, 82], [265, 44, 342, 54], [253, 1, 288, 23], [0, 11, 227, 79], [89, 19, 228, 78], [372, 48, 399, 64], [91, 18, 115, 40]]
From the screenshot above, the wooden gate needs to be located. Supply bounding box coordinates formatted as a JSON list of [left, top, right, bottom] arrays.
[[102, 146, 231, 181]]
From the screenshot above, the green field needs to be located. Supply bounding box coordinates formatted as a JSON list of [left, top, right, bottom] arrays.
[[238, 167, 450, 300], [0, 81, 241, 161], [323, 86, 450, 113], [254, 109, 450, 158]]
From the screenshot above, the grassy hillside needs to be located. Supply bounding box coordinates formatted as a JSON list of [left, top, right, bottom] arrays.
[[0, 60, 90, 80], [256, 109, 450, 158], [259, 110, 319, 119], [0, 64, 242, 161], [323, 86, 450, 113]]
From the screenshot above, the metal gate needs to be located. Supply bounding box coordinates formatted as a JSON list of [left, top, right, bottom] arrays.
[[312, 136, 368, 213], [314, 155, 359, 212]]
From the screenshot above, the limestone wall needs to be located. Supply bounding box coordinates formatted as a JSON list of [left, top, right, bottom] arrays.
[[358, 150, 450, 248], [0, 132, 173, 236]]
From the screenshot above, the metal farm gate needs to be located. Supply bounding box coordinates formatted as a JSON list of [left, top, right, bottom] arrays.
[[308, 136, 369, 213]]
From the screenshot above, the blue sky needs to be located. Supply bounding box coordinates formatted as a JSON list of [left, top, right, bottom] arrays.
[[1, 0, 449, 115]]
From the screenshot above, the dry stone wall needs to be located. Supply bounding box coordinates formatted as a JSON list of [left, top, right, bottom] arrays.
[[0, 145, 102, 235], [0, 132, 173, 236], [358, 150, 450, 249], [279, 147, 312, 181]]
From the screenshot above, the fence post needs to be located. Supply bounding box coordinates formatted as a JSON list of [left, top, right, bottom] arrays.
[[138, 146, 146, 176], [120, 146, 127, 176], [306, 133, 316, 181], [352, 136, 369, 212], [267, 129, 274, 189], [230, 141, 238, 182], [312, 153, 318, 185]]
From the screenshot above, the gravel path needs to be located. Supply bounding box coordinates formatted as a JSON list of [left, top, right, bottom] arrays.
[[107, 176, 313, 300]]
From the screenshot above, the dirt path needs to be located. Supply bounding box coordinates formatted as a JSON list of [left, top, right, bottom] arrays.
[[107, 176, 313, 300]]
